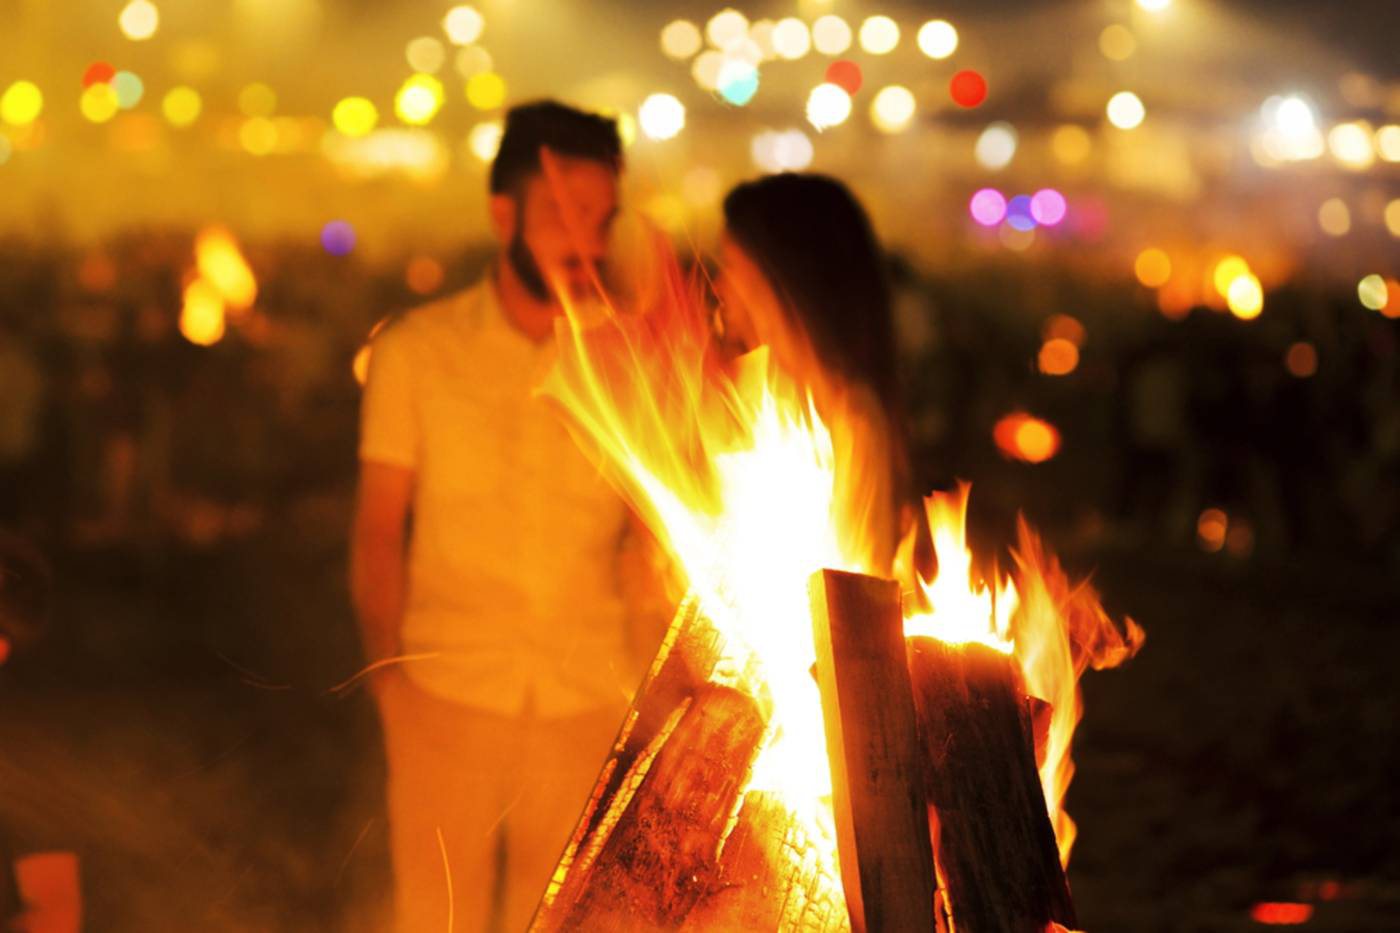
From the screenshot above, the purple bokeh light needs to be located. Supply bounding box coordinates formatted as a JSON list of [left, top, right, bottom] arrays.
[[1006, 194, 1037, 232], [321, 220, 356, 256], [969, 188, 1007, 227]]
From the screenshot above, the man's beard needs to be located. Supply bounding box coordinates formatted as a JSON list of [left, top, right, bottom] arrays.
[[507, 228, 552, 303]]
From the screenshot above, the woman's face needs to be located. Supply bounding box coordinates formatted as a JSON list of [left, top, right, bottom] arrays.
[[717, 232, 806, 372]]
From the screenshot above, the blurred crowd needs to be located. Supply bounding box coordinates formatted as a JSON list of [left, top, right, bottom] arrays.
[[0, 231, 1396, 571]]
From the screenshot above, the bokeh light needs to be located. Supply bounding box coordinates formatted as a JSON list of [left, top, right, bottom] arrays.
[[870, 86, 915, 134], [1099, 25, 1137, 61], [1044, 314, 1087, 346], [111, 72, 144, 110], [443, 6, 485, 45], [195, 228, 257, 312], [917, 20, 958, 60], [660, 20, 702, 61], [1284, 342, 1317, 378], [1006, 195, 1037, 232], [706, 9, 749, 50], [1357, 274, 1388, 311], [333, 97, 378, 137], [1, 81, 44, 126], [975, 122, 1017, 170], [1327, 122, 1374, 169], [1382, 279, 1400, 319], [1134, 247, 1172, 288], [748, 20, 777, 61], [812, 15, 853, 56], [1197, 508, 1227, 552], [406, 256, 445, 295], [118, 0, 159, 41], [239, 117, 277, 155], [1377, 125, 1400, 162], [1107, 91, 1146, 129], [1386, 199, 1400, 238], [467, 120, 503, 162], [858, 16, 900, 55], [454, 46, 494, 79], [1051, 125, 1092, 165], [717, 60, 760, 106], [1000, 223, 1036, 253], [639, 93, 685, 140], [772, 18, 811, 60], [239, 83, 276, 118], [824, 60, 862, 96], [80, 84, 121, 124], [950, 70, 987, 108], [179, 279, 225, 346], [406, 37, 447, 74], [1227, 274, 1264, 319], [1259, 95, 1325, 162], [751, 128, 814, 173], [1031, 189, 1068, 226], [969, 188, 1007, 226], [396, 74, 444, 125], [83, 62, 116, 88], [1038, 338, 1080, 376], [806, 83, 852, 130], [993, 413, 1061, 463], [465, 72, 507, 110], [1317, 198, 1350, 237], [691, 51, 725, 92], [1212, 255, 1251, 297], [321, 220, 356, 256], [162, 87, 201, 127]]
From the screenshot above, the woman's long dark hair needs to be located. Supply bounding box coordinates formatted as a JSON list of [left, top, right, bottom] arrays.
[[722, 172, 908, 484]]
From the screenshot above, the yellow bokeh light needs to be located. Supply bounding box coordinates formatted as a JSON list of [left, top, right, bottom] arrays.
[[238, 83, 276, 118], [638, 93, 685, 141], [1038, 338, 1080, 376], [443, 5, 485, 45], [196, 227, 258, 312], [806, 82, 852, 130], [1106, 91, 1145, 129], [1357, 274, 1388, 311], [1317, 198, 1351, 237], [858, 15, 900, 55], [706, 9, 749, 50], [1377, 125, 1400, 162], [1385, 199, 1400, 238], [406, 36, 447, 74], [465, 72, 506, 110], [333, 97, 378, 137], [80, 84, 120, 124], [1284, 342, 1317, 378], [1328, 122, 1375, 170], [660, 19, 702, 60], [1197, 508, 1227, 552], [1099, 24, 1136, 61], [455, 46, 493, 80], [1137, 0, 1171, 10], [917, 20, 958, 60], [467, 120, 502, 162], [239, 117, 278, 155], [691, 50, 725, 91], [1135, 248, 1172, 288], [870, 85, 915, 134], [1, 81, 43, 126], [1212, 255, 1250, 297], [1051, 124, 1092, 165], [1226, 274, 1264, 319], [812, 15, 852, 55], [118, 0, 159, 41], [162, 86, 202, 127], [772, 17, 811, 60], [180, 279, 226, 346], [396, 74, 444, 125]]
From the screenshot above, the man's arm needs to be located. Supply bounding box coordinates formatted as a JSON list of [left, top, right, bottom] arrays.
[[350, 459, 415, 692]]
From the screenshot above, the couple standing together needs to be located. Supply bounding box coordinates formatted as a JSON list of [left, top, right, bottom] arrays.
[[351, 100, 909, 933]]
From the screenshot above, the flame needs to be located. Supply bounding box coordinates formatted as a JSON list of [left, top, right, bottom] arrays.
[[539, 213, 1140, 881]]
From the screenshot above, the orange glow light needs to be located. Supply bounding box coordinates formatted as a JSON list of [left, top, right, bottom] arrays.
[[994, 413, 1061, 463], [1038, 338, 1080, 376], [1250, 902, 1314, 925], [1135, 247, 1172, 288], [1197, 508, 1227, 552]]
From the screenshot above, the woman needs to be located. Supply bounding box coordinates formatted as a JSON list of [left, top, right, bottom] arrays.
[[717, 172, 911, 574]]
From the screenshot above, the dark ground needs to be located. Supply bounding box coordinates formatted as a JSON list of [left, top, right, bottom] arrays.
[[3, 491, 1398, 932]]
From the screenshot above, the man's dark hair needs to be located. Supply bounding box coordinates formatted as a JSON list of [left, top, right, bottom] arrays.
[[489, 100, 623, 195]]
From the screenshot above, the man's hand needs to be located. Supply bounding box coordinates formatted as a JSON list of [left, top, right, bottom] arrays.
[[350, 460, 415, 694]]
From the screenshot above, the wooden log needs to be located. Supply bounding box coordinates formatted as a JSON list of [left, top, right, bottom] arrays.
[[906, 637, 1077, 933], [553, 683, 767, 932], [809, 569, 938, 933]]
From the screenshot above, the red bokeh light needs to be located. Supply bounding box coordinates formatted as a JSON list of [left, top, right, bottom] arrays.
[[950, 69, 987, 108], [82, 61, 116, 88], [824, 60, 863, 96], [1250, 902, 1314, 925]]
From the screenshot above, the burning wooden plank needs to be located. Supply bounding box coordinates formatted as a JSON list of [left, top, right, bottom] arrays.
[[808, 569, 939, 933], [906, 637, 1078, 933]]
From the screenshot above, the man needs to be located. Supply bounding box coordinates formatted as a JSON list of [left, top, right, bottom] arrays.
[[351, 102, 653, 932]]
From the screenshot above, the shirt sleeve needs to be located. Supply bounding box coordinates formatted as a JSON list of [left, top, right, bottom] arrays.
[[358, 322, 420, 469]]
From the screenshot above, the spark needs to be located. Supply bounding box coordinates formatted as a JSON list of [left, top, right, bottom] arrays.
[[437, 826, 455, 933], [327, 652, 442, 695]]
